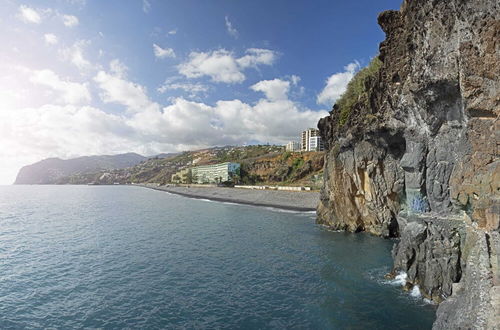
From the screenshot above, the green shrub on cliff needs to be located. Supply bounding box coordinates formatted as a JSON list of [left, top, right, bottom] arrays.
[[336, 57, 382, 126]]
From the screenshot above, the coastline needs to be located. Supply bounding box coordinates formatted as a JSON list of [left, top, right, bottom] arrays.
[[138, 184, 319, 212]]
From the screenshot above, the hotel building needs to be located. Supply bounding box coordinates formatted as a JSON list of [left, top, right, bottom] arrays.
[[191, 162, 241, 184]]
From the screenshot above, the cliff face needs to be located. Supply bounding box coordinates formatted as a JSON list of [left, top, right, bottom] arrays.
[[317, 0, 499, 328]]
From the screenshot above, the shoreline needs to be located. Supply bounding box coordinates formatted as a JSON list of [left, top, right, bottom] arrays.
[[138, 184, 319, 212]]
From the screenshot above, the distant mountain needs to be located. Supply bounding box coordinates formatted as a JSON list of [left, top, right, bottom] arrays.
[[52, 145, 325, 188], [148, 153, 178, 159], [14, 153, 147, 184]]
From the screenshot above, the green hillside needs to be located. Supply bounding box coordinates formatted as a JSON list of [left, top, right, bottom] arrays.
[[60, 145, 324, 188]]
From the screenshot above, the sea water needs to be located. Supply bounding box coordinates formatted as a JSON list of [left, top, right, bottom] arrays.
[[0, 185, 436, 329]]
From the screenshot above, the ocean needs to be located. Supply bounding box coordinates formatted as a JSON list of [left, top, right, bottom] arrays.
[[0, 185, 435, 329]]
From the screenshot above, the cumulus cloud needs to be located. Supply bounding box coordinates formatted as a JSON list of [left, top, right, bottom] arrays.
[[178, 48, 277, 84], [60, 40, 92, 70], [62, 14, 79, 27], [236, 48, 277, 68], [251, 79, 290, 101], [30, 69, 91, 104], [94, 68, 155, 112], [316, 61, 360, 106], [18, 5, 42, 24], [153, 43, 175, 59], [225, 16, 238, 39], [44, 33, 58, 45], [0, 58, 326, 184]]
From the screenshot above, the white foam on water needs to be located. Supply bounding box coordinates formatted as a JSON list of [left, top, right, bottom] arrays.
[[319, 224, 344, 232], [221, 201, 239, 206], [392, 272, 408, 286], [423, 298, 435, 305], [263, 207, 303, 214], [410, 285, 421, 298]]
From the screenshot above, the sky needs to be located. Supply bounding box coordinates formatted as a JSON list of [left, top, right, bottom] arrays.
[[0, 0, 402, 184]]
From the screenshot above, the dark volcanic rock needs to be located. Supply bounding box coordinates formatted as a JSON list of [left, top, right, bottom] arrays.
[[317, 0, 499, 328], [14, 153, 146, 184], [392, 214, 463, 302]]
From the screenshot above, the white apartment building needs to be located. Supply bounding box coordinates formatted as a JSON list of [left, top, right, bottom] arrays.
[[308, 136, 324, 151], [285, 141, 301, 152], [191, 162, 240, 184], [301, 128, 324, 152]]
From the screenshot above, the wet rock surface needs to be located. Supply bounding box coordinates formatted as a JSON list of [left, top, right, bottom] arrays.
[[317, 0, 499, 328], [392, 214, 463, 302]]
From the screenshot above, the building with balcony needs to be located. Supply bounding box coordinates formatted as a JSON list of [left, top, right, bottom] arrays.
[[285, 141, 301, 152], [301, 128, 324, 151], [191, 162, 241, 184], [308, 136, 324, 151]]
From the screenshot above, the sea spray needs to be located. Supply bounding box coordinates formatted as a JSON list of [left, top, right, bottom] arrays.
[[410, 285, 421, 298]]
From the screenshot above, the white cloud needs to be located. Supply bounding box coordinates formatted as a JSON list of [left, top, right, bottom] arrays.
[[60, 40, 92, 70], [30, 69, 91, 104], [251, 79, 290, 101], [92, 63, 325, 146], [0, 104, 135, 184], [157, 82, 210, 98], [317, 61, 360, 106], [18, 5, 42, 24], [290, 75, 301, 86], [236, 48, 277, 68], [0, 58, 327, 184], [225, 16, 238, 39], [62, 14, 79, 27], [44, 33, 58, 45], [178, 48, 277, 84], [66, 0, 86, 6], [168, 29, 177, 35], [142, 0, 151, 13], [94, 67, 155, 112], [109, 59, 128, 78], [153, 43, 175, 59]]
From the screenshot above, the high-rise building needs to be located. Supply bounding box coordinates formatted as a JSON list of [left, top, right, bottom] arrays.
[[301, 128, 324, 151], [285, 141, 300, 152], [308, 136, 324, 151]]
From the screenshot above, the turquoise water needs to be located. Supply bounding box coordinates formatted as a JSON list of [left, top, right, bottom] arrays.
[[0, 185, 435, 329]]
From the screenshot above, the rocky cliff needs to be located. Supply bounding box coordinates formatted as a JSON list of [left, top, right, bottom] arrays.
[[317, 0, 499, 328]]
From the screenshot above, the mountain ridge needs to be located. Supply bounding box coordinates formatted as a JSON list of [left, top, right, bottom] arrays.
[[14, 152, 148, 184]]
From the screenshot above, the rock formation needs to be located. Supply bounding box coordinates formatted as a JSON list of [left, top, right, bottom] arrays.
[[317, 0, 499, 328]]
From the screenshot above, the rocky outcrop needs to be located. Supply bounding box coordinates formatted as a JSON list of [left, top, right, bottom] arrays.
[[317, 0, 499, 328], [392, 214, 464, 302]]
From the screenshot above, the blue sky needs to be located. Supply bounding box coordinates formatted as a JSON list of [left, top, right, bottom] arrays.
[[0, 0, 401, 183]]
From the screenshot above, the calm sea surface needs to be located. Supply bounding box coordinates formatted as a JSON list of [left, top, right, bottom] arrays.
[[0, 185, 435, 329]]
